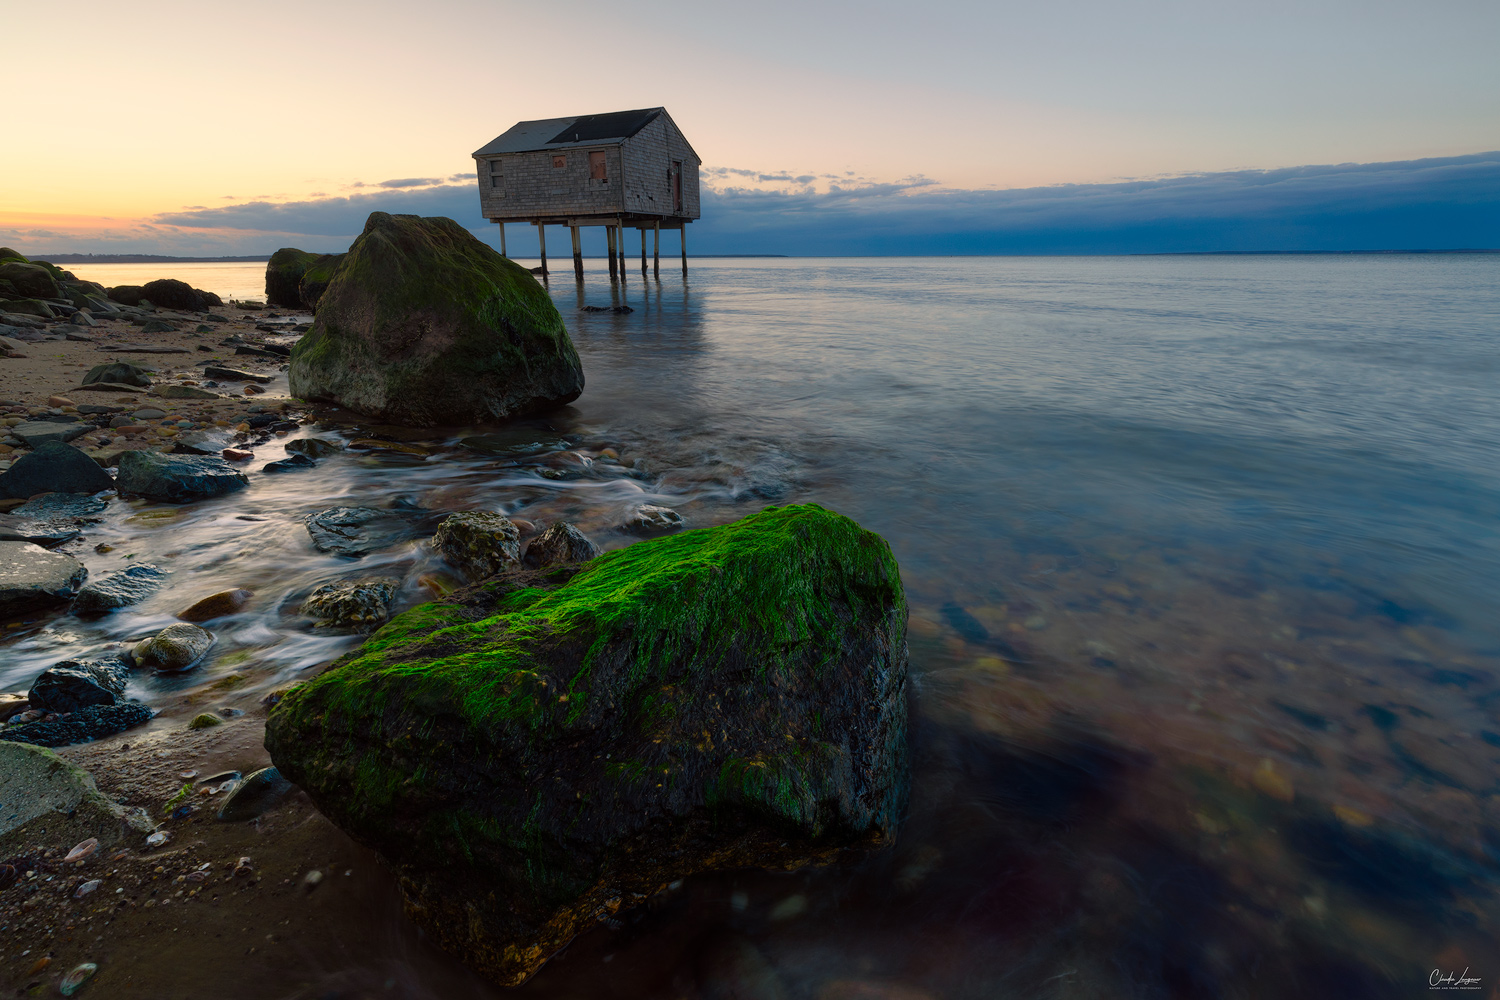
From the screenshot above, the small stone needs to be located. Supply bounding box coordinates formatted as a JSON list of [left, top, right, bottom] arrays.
[[146, 831, 169, 848], [74, 878, 102, 897], [131, 408, 167, 420], [284, 437, 342, 459], [243, 384, 264, 395], [217, 766, 293, 822], [522, 521, 601, 569], [176, 588, 253, 622], [132, 622, 215, 672], [622, 504, 684, 533], [59, 962, 98, 996], [234, 856, 253, 876], [82, 362, 152, 388], [222, 448, 253, 462], [47, 395, 75, 408], [301, 576, 399, 631], [263, 453, 315, 473], [432, 511, 520, 581], [303, 869, 324, 890], [188, 713, 223, 730]]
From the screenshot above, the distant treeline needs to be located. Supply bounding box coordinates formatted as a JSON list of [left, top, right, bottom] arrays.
[[41, 254, 271, 264]]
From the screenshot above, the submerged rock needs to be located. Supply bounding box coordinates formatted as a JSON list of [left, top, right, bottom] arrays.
[[284, 436, 343, 459], [304, 506, 413, 556], [0, 440, 115, 499], [266, 504, 909, 987], [623, 504, 684, 533], [73, 563, 167, 614], [0, 702, 154, 749], [432, 511, 520, 580], [0, 541, 87, 614], [263, 453, 316, 473], [0, 741, 154, 851], [132, 622, 215, 672], [522, 521, 601, 569], [301, 576, 399, 630], [117, 450, 249, 503], [28, 656, 131, 713], [287, 212, 584, 426], [176, 588, 253, 622]]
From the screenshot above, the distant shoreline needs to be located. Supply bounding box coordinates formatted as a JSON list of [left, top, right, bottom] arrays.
[[27, 249, 1497, 263]]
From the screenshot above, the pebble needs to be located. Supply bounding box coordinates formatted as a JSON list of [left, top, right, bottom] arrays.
[[303, 869, 324, 890], [131, 408, 166, 420], [222, 448, 254, 462], [176, 587, 253, 622], [47, 395, 74, 408], [132, 622, 215, 671], [188, 712, 223, 730], [234, 856, 254, 876], [74, 878, 102, 897]]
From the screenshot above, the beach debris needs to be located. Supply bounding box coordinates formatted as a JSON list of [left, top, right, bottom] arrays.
[[59, 962, 97, 996], [145, 830, 169, 848], [74, 879, 101, 898], [64, 838, 99, 863], [234, 856, 254, 877], [303, 869, 324, 890]]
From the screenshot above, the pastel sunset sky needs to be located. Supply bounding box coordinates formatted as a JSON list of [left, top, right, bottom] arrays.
[[5, 0, 1497, 255]]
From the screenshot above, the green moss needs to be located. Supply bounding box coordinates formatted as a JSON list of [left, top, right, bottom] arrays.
[[163, 782, 193, 814]]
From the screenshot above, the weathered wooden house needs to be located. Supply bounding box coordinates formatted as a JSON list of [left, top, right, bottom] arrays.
[[473, 107, 700, 278]]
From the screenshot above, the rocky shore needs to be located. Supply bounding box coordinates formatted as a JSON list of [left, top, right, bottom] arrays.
[[0, 223, 912, 995]]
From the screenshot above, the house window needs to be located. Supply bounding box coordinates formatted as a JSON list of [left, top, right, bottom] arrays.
[[489, 159, 503, 194], [552, 155, 566, 169], [589, 150, 608, 182]]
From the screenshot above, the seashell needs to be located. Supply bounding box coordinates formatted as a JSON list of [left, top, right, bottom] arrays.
[[146, 831, 169, 848], [65, 838, 98, 863], [177, 770, 198, 779], [186, 870, 208, 883], [60, 963, 98, 996], [198, 770, 241, 785], [74, 878, 102, 898]]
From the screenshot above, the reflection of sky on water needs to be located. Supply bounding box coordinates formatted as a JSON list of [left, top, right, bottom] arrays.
[[8, 255, 1498, 997]]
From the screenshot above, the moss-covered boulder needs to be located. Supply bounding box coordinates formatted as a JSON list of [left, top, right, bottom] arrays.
[[139, 278, 222, 312], [0, 261, 59, 300], [265, 247, 319, 308], [287, 213, 584, 426], [107, 284, 146, 306], [265, 503, 909, 986], [298, 252, 344, 311]]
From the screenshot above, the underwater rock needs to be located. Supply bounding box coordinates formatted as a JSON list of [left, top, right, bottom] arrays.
[[116, 450, 249, 503], [284, 436, 343, 459], [304, 506, 414, 556], [132, 622, 214, 672], [176, 587, 253, 622], [287, 212, 584, 426], [266, 503, 909, 987], [74, 563, 167, 614]]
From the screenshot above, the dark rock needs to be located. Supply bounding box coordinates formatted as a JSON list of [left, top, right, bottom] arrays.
[[288, 212, 584, 426], [106, 284, 146, 306], [11, 422, 88, 448], [139, 319, 178, 334], [623, 504, 684, 533], [0, 440, 114, 499], [8, 493, 108, 520], [0, 742, 155, 849], [304, 506, 414, 556], [0, 298, 57, 319], [301, 576, 399, 630], [284, 437, 343, 459], [207, 313, 229, 322], [116, 450, 249, 503], [245, 413, 279, 428], [171, 429, 235, 455], [298, 252, 345, 311], [432, 511, 520, 580], [154, 385, 220, 400], [73, 563, 168, 614], [0, 702, 154, 748], [216, 766, 294, 821], [203, 365, 272, 384], [0, 262, 60, 300], [28, 656, 131, 713], [75, 405, 124, 415], [132, 622, 214, 671], [458, 429, 562, 459], [265, 248, 319, 308], [0, 513, 80, 548], [263, 453, 315, 473], [82, 362, 153, 388], [139, 278, 221, 312], [0, 541, 87, 614], [522, 522, 601, 569], [265, 504, 910, 987]]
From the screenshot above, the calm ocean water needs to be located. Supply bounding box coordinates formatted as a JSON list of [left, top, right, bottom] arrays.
[[48, 254, 1500, 996]]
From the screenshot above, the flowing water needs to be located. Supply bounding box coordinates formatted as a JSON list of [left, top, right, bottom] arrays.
[[23, 255, 1500, 997]]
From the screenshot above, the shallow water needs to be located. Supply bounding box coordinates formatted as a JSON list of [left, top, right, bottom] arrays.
[[13, 255, 1500, 997]]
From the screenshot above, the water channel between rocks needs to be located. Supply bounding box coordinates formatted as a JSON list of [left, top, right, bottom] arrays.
[[8, 254, 1500, 999]]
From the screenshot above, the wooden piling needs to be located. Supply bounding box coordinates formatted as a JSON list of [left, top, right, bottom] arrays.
[[536, 222, 547, 276], [497, 222, 506, 258], [653, 221, 660, 278], [680, 225, 687, 277], [616, 218, 626, 278], [607, 227, 618, 278], [571, 226, 583, 280]]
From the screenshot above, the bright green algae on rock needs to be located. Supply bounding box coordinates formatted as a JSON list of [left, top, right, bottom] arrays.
[[287, 212, 583, 426], [266, 503, 908, 986]]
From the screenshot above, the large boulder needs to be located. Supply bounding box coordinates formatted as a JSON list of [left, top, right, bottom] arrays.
[[0, 541, 87, 614], [139, 278, 223, 312], [116, 450, 249, 503], [0, 441, 115, 499], [431, 511, 520, 581], [106, 284, 146, 306], [266, 504, 909, 986], [0, 261, 60, 300], [298, 252, 345, 311], [266, 247, 319, 308], [288, 213, 584, 426]]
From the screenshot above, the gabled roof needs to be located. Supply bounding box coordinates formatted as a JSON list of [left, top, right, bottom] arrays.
[[473, 108, 665, 156]]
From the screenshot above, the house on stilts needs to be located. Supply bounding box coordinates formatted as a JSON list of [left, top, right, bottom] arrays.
[[473, 107, 700, 279]]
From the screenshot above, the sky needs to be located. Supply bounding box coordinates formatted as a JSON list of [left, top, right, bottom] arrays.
[[3, 0, 1497, 255]]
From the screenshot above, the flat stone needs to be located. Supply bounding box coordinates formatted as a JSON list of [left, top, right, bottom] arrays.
[[12, 420, 89, 447], [82, 362, 153, 388], [0, 742, 155, 851], [96, 344, 189, 354], [73, 563, 168, 614], [203, 366, 273, 384], [263, 453, 315, 473], [458, 431, 563, 458], [284, 437, 343, 459], [132, 622, 214, 672], [116, 450, 249, 503], [176, 588, 252, 622], [76, 404, 124, 415], [70, 381, 149, 394], [131, 408, 166, 420], [172, 429, 235, 455], [0, 512, 80, 548], [139, 320, 178, 333], [304, 506, 414, 556], [9, 493, 109, 521], [0, 541, 87, 614], [154, 385, 221, 400], [0, 440, 115, 498]]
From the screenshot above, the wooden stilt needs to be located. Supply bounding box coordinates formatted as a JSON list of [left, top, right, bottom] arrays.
[[653, 221, 660, 278], [639, 228, 647, 273], [680, 224, 687, 277], [616, 217, 626, 276], [607, 227, 618, 278], [571, 226, 583, 280], [497, 221, 506, 258], [536, 222, 547, 276]]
